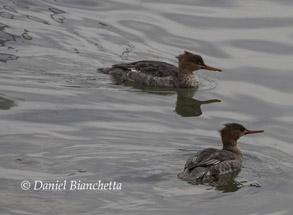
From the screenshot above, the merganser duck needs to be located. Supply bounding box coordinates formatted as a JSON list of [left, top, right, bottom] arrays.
[[178, 123, 264, 181], [99, 51, 222, 88]]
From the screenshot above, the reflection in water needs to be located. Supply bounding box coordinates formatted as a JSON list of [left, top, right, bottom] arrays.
[[175, 88, 221, 117], [213, 170, 242, 193], [0, 53, 19, 62], [110, 77, 221, 117], [190, 170, 242, 193], [0, 96, 16, 110], [49, 7, 66, 24]]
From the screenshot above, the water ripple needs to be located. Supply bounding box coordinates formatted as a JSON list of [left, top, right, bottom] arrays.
[[1, 0, 293, 214]]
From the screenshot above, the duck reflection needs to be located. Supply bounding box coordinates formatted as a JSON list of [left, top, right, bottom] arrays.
[[190, 170, 242, 193], [212, 170, 242, 192], [175, 88, 220, 117], [111, 78, 221, 117], [0, 95, 16, 110]]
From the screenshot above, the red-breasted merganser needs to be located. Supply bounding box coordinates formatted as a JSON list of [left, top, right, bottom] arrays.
[[99, 51, 222, 88], [178, 123, 264, 181]]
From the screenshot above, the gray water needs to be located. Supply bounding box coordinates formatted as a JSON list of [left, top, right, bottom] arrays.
[[1, 0, 293, 214]]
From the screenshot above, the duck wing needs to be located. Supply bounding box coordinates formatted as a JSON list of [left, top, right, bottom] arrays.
[[111, 61, 178, 77], [185, 148, 237, 171]]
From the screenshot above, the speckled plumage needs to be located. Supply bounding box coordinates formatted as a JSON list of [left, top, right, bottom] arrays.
[[100, 60, 199, 88], [178, 148, 242, 181]]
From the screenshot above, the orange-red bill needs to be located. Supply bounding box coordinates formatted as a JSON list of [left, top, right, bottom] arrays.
[[244, 130, 264, 135], [201, 65, 222, 72]]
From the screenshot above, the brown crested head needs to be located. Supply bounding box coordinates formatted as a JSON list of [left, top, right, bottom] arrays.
[[219, 123, 264, 146], [176, 51, 222, 73]]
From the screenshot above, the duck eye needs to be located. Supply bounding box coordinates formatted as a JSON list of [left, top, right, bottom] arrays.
[[196, 60, 203, 65], [238, 126, 245, 132]]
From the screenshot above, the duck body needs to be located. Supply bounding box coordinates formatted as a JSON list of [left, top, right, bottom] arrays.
[[178, 123, 264, 182], [99, 51, 221, 88], [100, 60, 199, 88], [178, 147, 243, 181]]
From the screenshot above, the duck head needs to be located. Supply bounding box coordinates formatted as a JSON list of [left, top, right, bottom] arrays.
[[219, 123, 264, 150], [176, 51, 222, 74]]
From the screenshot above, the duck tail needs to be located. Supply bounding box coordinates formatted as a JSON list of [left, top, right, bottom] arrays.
[[98, 67, 111, 74], [178, 167, 209, 181]]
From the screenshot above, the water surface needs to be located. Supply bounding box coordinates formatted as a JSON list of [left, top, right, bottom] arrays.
[[1, 0, 293, 214]]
